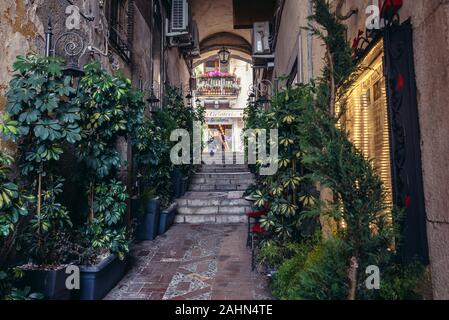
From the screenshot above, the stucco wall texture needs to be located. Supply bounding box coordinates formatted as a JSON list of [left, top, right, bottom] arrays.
[[0, 0, 42, 115]]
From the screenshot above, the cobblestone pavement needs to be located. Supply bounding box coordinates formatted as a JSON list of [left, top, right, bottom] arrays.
[[104, 224, 272, 300]]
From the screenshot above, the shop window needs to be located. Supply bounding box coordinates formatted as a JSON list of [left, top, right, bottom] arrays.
[[338, 41, 393, 210], [106, 0, 132, 61]]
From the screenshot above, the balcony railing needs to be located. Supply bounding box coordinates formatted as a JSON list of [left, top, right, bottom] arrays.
[[195, 72, 241, 97]]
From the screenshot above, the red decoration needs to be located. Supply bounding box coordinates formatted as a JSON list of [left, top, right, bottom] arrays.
[[404, 195, 412, 209], [352, 30, 364, 50], [379, 0, 403, 19], [246, 210, 266, 218], [396, 73, 405, 91], [251, 224, 267, 234]]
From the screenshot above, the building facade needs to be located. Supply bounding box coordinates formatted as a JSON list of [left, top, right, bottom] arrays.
[[266, 0, 449, 299]]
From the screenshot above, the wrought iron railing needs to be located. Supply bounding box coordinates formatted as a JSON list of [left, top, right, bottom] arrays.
[[195, 73, 241, 97]]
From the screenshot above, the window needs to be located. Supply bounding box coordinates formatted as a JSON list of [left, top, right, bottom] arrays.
[[106, 0, 132, 61], [338, 41, 393, 211]]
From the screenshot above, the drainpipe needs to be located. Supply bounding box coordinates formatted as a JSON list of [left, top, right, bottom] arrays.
[[307, 0, 313, 82]]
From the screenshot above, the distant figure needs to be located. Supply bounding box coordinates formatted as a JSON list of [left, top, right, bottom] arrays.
[[208, 137, 217, 156]]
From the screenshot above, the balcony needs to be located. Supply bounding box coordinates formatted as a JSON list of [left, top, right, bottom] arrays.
[[195, 72, 241, 98]]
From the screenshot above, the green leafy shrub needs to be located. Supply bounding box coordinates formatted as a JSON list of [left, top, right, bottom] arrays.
[[2, 55, 81, 177], [0, 150, 37, 299], [258, 235, 320, 269], [82, 180, 129, 262], [273, 238, 350, 300], [245, 85, 321, 242], [378, 262, 425, 300], [0, 152, 32, 238], [1, 54, 79, 271], [134, 86, 205, 207], [76, 62, 133, 180], [20, 176, 74, 266]]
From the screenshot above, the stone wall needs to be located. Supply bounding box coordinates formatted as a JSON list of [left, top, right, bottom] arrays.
[[0, 0, 43, 125]]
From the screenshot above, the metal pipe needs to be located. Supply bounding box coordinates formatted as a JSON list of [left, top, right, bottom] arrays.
[[45, 19, 53, 57]]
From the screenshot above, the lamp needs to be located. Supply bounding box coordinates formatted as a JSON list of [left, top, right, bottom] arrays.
[[218, 47, 231, 65], [248, 92, 256, 103], [147, 88, 160, 112]]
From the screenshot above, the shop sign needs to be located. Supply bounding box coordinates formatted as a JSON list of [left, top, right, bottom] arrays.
[[205, 110, 244, 118]]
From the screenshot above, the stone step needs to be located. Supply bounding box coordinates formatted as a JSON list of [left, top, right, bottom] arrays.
[[191, 177, 254, 185], [194, 172, 254, 179], [201, 164, 248, 169], [176, 197, 252, 207], [177, 205, 253, 215], [199, 167, 250, 173], [175, 214, 247, 224], [181, 190, 246, 199], [189, 183, 251, 191]]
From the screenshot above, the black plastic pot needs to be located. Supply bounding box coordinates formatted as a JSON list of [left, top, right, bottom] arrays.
[[77, 254, 128, 300], [21, 267, 71, 300], [136, 197, 161, 241], [158, 203, 178, 235], [181, 176, 189, 196], [130, 197, 142, 219], [171, 169, 182, 198]]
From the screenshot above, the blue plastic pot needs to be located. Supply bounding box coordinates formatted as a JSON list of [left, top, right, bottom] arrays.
[[136, 197, 160, 241], [171, 169, 182, 198], [158, 203, 178, 235], [77, 254, 128, 300], [20, 268, 71, 300]]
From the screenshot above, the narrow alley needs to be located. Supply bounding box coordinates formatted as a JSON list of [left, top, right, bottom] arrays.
[[105, 224, 271, 300], [1, 0, 448, 304]]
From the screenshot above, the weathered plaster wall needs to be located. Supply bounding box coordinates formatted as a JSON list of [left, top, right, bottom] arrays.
[[273, 0, 324, 81], [191, 0, 251, 43], [131, 6, 153, 87], [336, 0, 449, 300], [166, 47, 190, 87], [0, 0, 43, 117]]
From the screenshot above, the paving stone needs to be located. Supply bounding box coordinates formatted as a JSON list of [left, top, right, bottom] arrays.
[[104, 224, 271, 300]]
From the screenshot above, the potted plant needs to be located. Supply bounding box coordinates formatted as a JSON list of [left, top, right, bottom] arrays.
[[158, 202, 177, 235], [2, 55, 82, 300], [72, 63, 144, 299], [0, 150, 42, 300], [135, 188, 161, 241], [18, 177, 76, 300], [74, 179, 130, 300], [181, 175, 189, 196], [170, 168, 183, 198]]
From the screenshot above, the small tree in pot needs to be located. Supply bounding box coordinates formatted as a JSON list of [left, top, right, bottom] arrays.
[[1, 54, 82, 299]]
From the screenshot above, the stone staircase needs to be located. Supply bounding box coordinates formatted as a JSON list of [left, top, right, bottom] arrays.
[[175, 162, 255, 224]]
